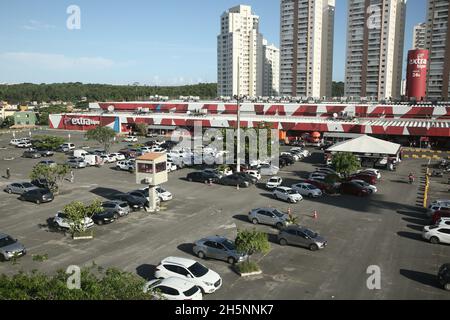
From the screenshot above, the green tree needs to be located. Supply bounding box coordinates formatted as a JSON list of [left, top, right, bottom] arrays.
[[85, 127, 117, 152], [135, 123, 148, 136], [0, 116, 14, 128], [62, 199, 103, 235], [37, 105, 69, 125], [235, 229, 271, 274], [331, 152, 361, 177], [332, 81, 345, 97], [33, 135, 66, 150], [30, 164, 70, 194], [0, 265, 156, 300]]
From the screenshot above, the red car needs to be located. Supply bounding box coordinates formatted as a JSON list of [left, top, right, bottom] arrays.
[[349, 174, 377, 185], [432, 211, 450, 224], [340, 181, 371, 197]]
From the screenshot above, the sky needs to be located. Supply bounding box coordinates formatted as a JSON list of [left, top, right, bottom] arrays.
[[0, 0, 427, 85]]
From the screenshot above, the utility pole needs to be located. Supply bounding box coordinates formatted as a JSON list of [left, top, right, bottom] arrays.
[[236, 56, 241, 173]]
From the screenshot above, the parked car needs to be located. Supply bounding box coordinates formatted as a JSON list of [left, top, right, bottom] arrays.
[[245, 170, 261, 181], [187, 171, 220, 183], [340, 181, 371, 197], [99, 154, 115, 163], [351, 180, 377, 193], [31, 178, 51, 190], [91, 210, 117, 225], [67, 159, 87, 169], [101, 201, 130, 218], [248, 207, 290, 229], [109, 153, 126, 162], [266, 176, 283, 189], [315, 167, 339, 176], [438, 264, 450, 291], [35, 149, 54, 157], [154, 257, 222, 294], [273, 186, 303, 203], [53, 211, 94, 230], [59, 143, 75, 152], [348, 173, 377, 185], [309, 172, 327, 181], [427, 205, 450, 218], [291, 183, 323, 197], [193, 236, 247, 264], [4, 182, 39, 195], [124, 136, 138, 142], [219, 174, 250, 188], [10, 138, 25, 146], [358, 169, 381, 179], [280, 155, 295, 166], [18, 188, 54, 204], [17, 141, 32, 148], [111, 193, 145, 211], [143, 277, 203, 300], [0, 233, 26, 261], [277, 225, 327, 251], [432, 211, 450, 224], [259, 164, 279, 176], [166, 160, 177, 172], [422, 225, 450, 244], [22, 149, 42, 159], [435, 217, 450, 227], [37, 160, 57, 168], [234, 172, 258, 184], [116, 160, 135, 171], [431, 199, 450, 207]]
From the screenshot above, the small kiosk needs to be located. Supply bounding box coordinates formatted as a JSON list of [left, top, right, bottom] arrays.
[[135, 153, 168, 212]]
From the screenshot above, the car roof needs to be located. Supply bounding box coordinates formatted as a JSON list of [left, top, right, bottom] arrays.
[[0, 232, 10, 238], [160, 256, 197, 268], [200, 236, 229, 243], [276, 186, 291, 190], [269, 176, 281, 179], [103, 200, 126, 205], [150, 277, 196, 290]]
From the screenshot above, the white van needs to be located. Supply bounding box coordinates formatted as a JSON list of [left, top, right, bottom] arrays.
[[73, 149, 89, 158], [84, 154, 103, 167]]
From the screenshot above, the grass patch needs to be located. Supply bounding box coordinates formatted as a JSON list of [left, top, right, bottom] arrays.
[[32, 254, 49, 262], [235, 261, 261, 274]]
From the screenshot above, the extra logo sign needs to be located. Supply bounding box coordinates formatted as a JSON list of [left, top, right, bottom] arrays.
[[71, 118, 100, 126]]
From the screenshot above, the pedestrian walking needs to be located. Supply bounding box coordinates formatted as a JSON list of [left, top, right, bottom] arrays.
[[70, 170, 74, 183], [6, 168, 10, 179]]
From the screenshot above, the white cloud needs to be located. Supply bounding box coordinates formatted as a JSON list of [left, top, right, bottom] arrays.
[[22, 20, 56, 31], [0, 52, 118, 71]]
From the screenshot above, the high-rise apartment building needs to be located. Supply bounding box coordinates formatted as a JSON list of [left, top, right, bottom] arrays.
[[217, 5, 263, 97], [344, 0, 407, 100], [413, 23, 427, 49], [279, 0, 335, 98], [425, 0, 450, 100], [262, 40, 280, 96]]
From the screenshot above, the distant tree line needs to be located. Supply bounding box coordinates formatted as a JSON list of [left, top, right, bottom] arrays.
[[332, 81, 344, 97], [0, 82, 218, 104]]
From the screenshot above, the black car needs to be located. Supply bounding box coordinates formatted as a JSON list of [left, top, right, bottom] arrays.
[[219, 174, 250, 188], [22, 150, 42, 159], [112, 193, 145, 210], [438, 263, 450, 291], [31, 179, 51, 190], [92, 210, 117, 225], [280, 155, 295, 165], [18, 188, 54, 204], [234, 172, 257, 184], [36, 149, 54, 157], [186, 171, 220, 183]]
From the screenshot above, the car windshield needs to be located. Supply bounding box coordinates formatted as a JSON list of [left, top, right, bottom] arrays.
[[221, 239, 236, 250], [183, 285, 199, 297], [188, 262, 209, 277], [287, 189, 297, 194], [119, 203, 128, 208], [0, 236, 17, 247], [269, 178, 278, 183], [22, 183, 33, 188], [273, 209, 284, 217], [303, 229, 318, 238]]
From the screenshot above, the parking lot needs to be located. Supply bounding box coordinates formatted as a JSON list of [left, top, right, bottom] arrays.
[[0, 129, 449, 300]]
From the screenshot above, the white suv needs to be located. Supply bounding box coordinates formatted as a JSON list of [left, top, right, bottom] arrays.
[[273, 187, 303, 203], [154, 256, 222, 294], [266, 176, 283, 189]]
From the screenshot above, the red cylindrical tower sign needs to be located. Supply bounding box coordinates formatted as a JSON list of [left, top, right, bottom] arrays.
[[406, 49, 428, 101]]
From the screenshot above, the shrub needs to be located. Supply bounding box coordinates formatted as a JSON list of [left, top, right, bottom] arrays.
[[235, 261, 261, 274]]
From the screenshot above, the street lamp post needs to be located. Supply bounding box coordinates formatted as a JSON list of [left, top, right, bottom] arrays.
[[235, 95, 241, 173]]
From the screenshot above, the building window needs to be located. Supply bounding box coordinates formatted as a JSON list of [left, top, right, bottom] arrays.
[[138, 163, 153, 174], [155, 162, 167, 173]]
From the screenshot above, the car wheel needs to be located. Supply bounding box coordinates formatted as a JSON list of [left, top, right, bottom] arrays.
[[276, 222, 283, 230], [279, 238, 287, 246], [227, 257, 236, 264], [97, 220, 104, 225], [309, 244, 319, 251], [113, 213, 119, 220], [188, 178, 193, 182], [430, 236, 439, 244], [197, 251, 205, 259], [252, 218, 258, 225], [7, 189, 12, 194], [289, 198, 296, 203], [308, 193, 313, 198], [444, 283, 450, 291], [36, 199, 40, 204]]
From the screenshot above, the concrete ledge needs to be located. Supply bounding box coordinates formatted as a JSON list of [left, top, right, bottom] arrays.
[[238, 270, 263, 277]]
